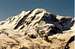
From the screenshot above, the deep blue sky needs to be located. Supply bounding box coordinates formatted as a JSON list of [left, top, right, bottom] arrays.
[[0, 0, 74, 20]]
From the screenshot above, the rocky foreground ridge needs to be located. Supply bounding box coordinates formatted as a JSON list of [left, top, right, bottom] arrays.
[[0, 8, 75, 49]]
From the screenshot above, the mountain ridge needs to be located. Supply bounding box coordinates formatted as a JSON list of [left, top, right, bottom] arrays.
[[0, 8, 75, 49]]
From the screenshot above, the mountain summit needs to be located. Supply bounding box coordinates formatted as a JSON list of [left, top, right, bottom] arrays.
[[0, 8, 75, 49]]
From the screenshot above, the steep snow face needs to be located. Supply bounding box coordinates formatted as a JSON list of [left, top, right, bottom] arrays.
[[0, 8, 75, 49], [0, 8, 74, 32]]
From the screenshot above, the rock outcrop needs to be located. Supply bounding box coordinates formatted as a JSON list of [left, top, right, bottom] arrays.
[[0, 8, 75, 49]]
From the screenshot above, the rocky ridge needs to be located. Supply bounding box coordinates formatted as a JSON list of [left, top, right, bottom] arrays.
[[0, 8, 75, 49]]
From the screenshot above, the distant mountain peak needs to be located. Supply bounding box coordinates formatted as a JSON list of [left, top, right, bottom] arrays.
[[0, 8, 74, 49]]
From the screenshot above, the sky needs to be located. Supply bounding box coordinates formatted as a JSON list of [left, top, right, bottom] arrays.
[[0, 0, 74, 20]]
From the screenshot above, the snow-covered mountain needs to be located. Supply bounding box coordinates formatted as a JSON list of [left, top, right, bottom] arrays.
[[0, 8, 75, 49]]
